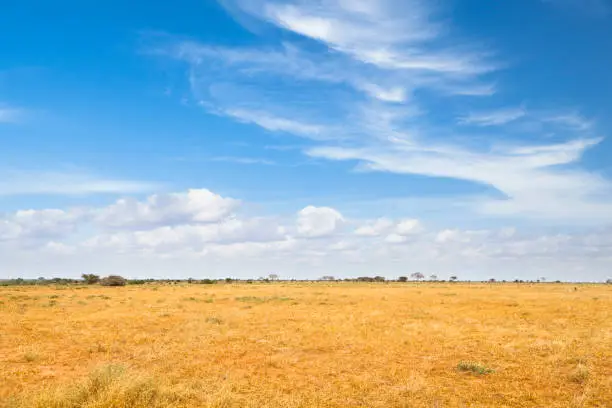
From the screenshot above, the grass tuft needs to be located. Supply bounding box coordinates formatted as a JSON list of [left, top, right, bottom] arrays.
[[457, 361, 494, 375], [568, 364, 589, 384], [23, 352, 39, 363], [11, 365, 190, 408]]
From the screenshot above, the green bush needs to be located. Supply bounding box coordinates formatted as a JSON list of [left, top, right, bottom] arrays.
[[100, 275, 127, 287]]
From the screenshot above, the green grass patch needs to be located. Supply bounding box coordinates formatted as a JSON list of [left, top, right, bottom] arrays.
[[457, 361, 494, 375]]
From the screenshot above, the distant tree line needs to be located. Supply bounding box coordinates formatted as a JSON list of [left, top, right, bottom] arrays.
[[1, 274, 610, 286]]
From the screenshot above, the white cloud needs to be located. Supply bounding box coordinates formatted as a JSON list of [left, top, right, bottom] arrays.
[[221, 108, 325, 138], [159, 0, 496, 105], [297, 206, 344, 238], [97, 189, 239, 229], [384, 233, 407, 244], [1, 187, 611, 280], [150, 0, 611, 225], [307, 133, 612, 222], [395, 219, 422, 235], [0, 208, 86, 245], [458, 107, 526, 126], [0, 106, 22, 123], [0, 170, 158, 196], [541, 111, 593, 130], [354, 218, 393, 236]]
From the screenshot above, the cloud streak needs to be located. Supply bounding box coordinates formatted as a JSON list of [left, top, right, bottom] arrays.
[[0, 170, 159, 196], [458, 107, 526, 126], [0, 106, 23, 123]]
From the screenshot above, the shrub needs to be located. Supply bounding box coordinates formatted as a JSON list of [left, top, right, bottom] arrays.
[[127, 279, 147, 285], [199, 279, 216, 285], [205, 317, 223, 324], [457, 361, 494, 375], [100, 275, 127, 287], [398, 276, 408, 282], [23, 352, 39, 363], [81, 274, 100, 284]]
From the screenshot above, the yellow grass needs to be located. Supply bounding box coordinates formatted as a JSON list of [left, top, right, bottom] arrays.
[[1, 283, 611, 407]]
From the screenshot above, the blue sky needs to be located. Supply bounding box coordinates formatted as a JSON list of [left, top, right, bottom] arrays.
[[1, 0, 611, 280]]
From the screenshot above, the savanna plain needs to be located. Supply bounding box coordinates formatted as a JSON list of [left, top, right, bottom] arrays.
[[1, 282, 610, 408]]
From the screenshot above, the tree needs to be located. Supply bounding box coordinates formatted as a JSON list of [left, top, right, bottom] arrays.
[[321, 276, 335, 281], [540, 277, 547, 283], [99, 275, 127, 287], [606, 278, 612, 284], [411, 272, 425, 281], [398, 276, 408, 282], [269, 274, 279, 281], [450, 275, 458, 282], [82, 274, 100, 285], [429, 274, 438, 281], [374, 276, 386, 282]]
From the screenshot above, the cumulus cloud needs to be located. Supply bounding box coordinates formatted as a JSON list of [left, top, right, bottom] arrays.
[[297, 206, 344, 238], [97, 189, 239, 228], [395, 219, 422, 235], [354, 218, 393, 236], [97, 189, 239, 229], [0, 208, 87, 245], [0, 187, 611, 280]]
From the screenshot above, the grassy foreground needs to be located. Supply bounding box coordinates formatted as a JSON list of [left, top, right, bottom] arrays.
[[1, 282, 610, 407]]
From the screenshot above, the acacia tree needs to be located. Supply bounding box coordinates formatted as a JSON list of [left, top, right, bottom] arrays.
[[450, 275, 458, 282], [429, 274, 438, 281], [410, 272, 425, 281], [269, 274, 279, 281], [398, 276, 408, 282], [81, 274, 100, 284]]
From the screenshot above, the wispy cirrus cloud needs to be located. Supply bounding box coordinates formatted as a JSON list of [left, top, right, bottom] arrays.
[[220, 108, 326, 138], [0, 170, 159, 196], [458, 107, 526, 126], [150, 0, 609, 224], [0, 105, 23, 123]]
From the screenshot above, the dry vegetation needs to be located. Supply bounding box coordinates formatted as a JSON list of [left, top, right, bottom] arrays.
[[1, 282, 611, 407]]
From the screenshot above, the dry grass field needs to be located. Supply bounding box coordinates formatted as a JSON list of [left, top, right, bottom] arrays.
[[1, 282, 611, 408]]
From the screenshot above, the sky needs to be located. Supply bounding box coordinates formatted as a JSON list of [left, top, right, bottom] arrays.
[[1, 0, 612, 281]]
